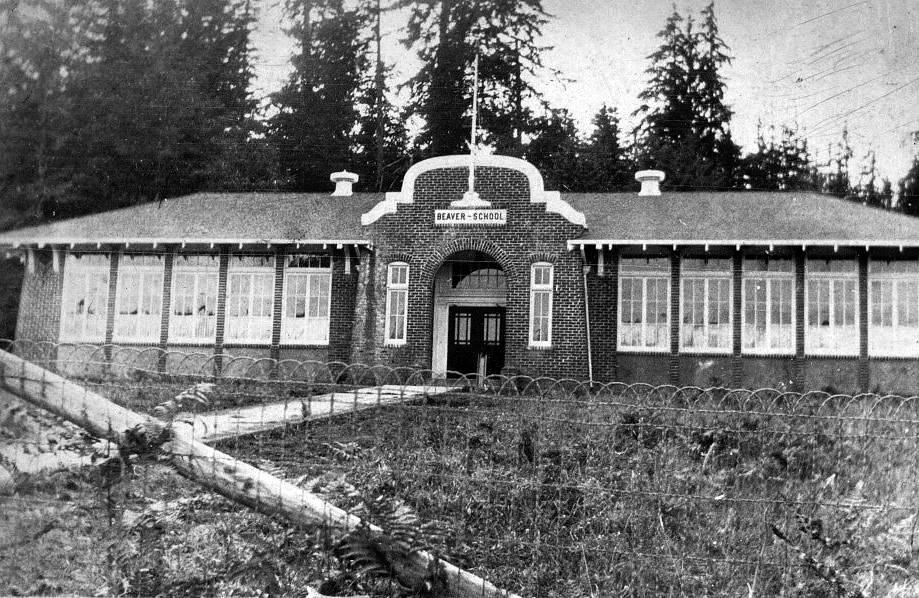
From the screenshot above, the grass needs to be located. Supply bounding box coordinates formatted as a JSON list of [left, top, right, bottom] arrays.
[[0, 464, 358, 597], [4, 382, 919, 597], [219, 390, 919, 597]]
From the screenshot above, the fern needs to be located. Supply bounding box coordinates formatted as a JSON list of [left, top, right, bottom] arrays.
[[336, 495, 448, 595], [153, 382, 216, 419]]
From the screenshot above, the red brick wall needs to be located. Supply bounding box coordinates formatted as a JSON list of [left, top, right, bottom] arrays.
[[15, 253, 63, 342], [353, 165, 590, 380]]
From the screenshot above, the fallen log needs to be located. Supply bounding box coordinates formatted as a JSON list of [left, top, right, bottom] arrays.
[[0, 350, 520, 598]]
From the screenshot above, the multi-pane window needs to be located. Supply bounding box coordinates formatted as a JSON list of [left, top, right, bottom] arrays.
[[226, 255, 275, 343], [742, 259, 794, 354], [113, 254, 164, 342], [805, 259, 858, 355], [451, 262, 505, 290], [680, 259, 732, 353], [869, 260, 919, 357], [281, 254, 332, 344], [60, 253, 110, 342], [169, 254, 219, 342], [618, 258, 669, 351], [385, 262, 409, 345], [529, 263, 553, 347]]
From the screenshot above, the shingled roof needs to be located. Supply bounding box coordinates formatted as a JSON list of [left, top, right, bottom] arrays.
[[0, 192, 383, 245], [2, 189, 919, 247], [565, 191, 919, 246]]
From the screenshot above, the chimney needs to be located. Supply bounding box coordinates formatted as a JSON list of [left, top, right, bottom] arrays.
[[635, 170, 665, 196], [330, 170, 359, 196]]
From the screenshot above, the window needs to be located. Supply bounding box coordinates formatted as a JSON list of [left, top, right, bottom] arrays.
[[113, 254, 164, 342], [805, 259, 858, 355], [869, 260, 919, 357], [451, 262, 505, 290], [529, 263, 553, 347], [742, 259, 794, 354], [281, 254, 331, 344], [385, 262, 409, 345], [226, 255, 275, 343], [618, 258, 669, 351], [680, 259, 732, 353], [60, 253, 110, 342], [169, 254, 219, 342]]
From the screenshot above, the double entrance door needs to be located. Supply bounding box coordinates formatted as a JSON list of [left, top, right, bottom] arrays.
[[446, 306, 506, 377]]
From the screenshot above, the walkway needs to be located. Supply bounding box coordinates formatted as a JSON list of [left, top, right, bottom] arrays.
[[188, 384, 451, 442]]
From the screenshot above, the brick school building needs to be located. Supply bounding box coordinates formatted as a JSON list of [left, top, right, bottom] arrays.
[[4, 154, 919, 394]]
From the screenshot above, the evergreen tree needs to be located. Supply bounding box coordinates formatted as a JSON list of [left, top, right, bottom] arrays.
[[899, 154, 919, 216], [820, 126, 854, 198], [743, 123, 818, 191], [399, 0, 550, 157], [854, 150, 892, 209], [269, 0, 368, 190], [581, 105, 633, 191], [352, 0, 412, 192], [634, 2, 740, 190], [58, 0, 260, 215], [525, 108, 584, 191], [0, 0, 96, 226]]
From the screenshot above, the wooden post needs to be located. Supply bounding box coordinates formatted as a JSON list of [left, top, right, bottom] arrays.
[[0, 349, 518, 598]]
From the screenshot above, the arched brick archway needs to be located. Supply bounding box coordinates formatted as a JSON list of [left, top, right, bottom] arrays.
[[419, 237, 518, 288], [418, 238, 519, 377]]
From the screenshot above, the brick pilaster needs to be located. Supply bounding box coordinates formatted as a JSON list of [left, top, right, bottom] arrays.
[[858, 251, 870, 392], [270, 247, 285, 362], [669, 252, 680, 385], [732, 251, 743, 388], [104, 250, 119, 361], [793, 249, 806, 391], [213, 247, 230, 375], [610, 248, 620, 381], [157, 251, 174, 372]]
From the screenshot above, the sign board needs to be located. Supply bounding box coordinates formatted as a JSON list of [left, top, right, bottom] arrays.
[[434, 209, 507, 226]]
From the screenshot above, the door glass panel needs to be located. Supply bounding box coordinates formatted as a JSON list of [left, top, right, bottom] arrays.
[[453, 313, 472, 345]]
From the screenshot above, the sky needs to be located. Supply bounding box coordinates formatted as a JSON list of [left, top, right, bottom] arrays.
[[250, 0, 919, 182]]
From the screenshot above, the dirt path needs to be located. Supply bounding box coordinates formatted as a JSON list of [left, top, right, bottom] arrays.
[[186, 384, 451, 442]]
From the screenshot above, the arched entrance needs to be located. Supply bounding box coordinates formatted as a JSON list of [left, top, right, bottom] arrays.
[[431, 250, 507, 377]]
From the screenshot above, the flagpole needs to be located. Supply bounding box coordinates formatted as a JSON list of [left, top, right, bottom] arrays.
[[467, 53, 479, 198]]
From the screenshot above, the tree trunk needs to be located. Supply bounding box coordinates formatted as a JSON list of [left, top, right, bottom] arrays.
[[0, 349, 519, 598]]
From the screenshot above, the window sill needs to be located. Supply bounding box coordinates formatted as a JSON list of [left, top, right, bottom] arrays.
[[279, 342, 330, 348], [803, 352, 860, 359], [110, 340, 161, 347], [616, 347, 670, 354], [527, 344, 553, 351], [678, 348, 733, 356], [384, 341, 407, 347], [164, 341, 217, 348], [222, 342, 272, 349]]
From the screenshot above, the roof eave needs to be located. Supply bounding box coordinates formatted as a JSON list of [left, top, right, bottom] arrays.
[[567, 239, 919, 251], [0, 237, 373, 249]]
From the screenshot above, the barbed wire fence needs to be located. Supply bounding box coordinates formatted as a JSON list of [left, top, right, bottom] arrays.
[[2, 339, 919, 597]]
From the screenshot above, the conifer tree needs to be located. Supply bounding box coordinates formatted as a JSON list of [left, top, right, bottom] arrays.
[[0, 0, 96, 225], [821, 126, 854, 198], [399, 0, 550, 157], [899, 153, 919, 216], [525, 109, 584, 191], [581, 105, 633, 191], [60, 0, 260, 214], [352, 0, 412, 192], [743, 123, 817, 191], [634, 2, 740, 190], [270, 0, 368, 190]]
